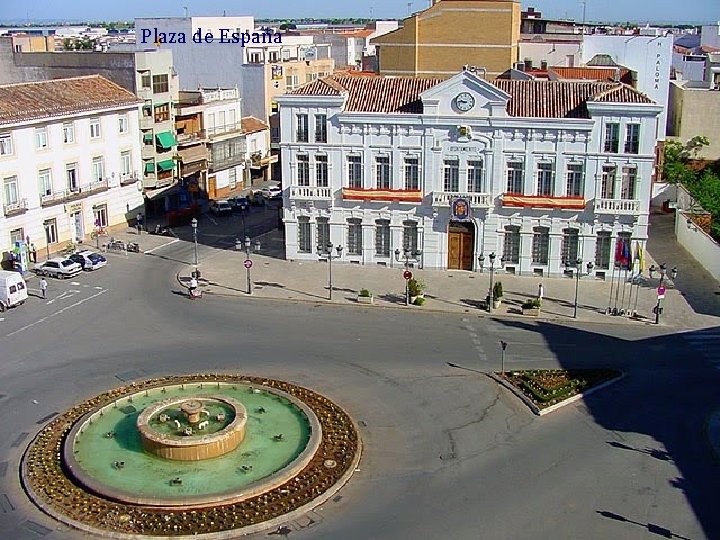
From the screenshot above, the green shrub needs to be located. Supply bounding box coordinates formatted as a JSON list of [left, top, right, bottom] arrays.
[[413, 296, 426, 306], [522, 298, 541, 309], [408, 278, 425, 297], [492, 281, 503, 299], [359, 288, 371, 297]]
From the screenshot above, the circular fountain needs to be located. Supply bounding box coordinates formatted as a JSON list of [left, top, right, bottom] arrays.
[[21, 375, 361, 537]]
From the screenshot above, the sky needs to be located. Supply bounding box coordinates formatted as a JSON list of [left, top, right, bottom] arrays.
[[0, 0, 717, 25]]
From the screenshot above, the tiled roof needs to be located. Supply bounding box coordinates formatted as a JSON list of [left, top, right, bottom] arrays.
[[241, 116, 268, 134], [290, 75, 654, 118], [549, 66, 632, 84], [0, 75, 140, 125], [290, 75, 444, 113], [494, 80, 653, 118]]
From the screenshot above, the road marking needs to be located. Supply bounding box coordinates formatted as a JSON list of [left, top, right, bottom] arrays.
[[207, 216, 218, 226], [5, 289, 108, 338], [94, 286, 103, 290], [144, 238, 180, 254], [70, 281, 81, 286], [46, 289, 80, 305]]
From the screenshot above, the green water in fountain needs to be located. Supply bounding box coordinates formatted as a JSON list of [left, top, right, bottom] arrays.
[[71, 383, 311, 501]]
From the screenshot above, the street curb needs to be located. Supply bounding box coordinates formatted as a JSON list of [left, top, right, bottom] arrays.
[[486, 371, 626, 416]]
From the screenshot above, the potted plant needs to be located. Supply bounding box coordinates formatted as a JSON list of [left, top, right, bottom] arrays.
[[407, 278, 425, 304], [521, 297, 541, 316], [357, 288, 373, 304], [492, 281, 504, 309]]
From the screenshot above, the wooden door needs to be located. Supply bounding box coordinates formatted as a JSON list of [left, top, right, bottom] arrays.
[[448, 233, 462, 269], [460, 233, 473, 270]]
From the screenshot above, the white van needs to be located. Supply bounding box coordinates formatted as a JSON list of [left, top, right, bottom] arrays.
[[0, 270, 28, 312]]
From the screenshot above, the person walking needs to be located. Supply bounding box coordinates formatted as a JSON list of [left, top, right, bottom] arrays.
[[537, 282, 544, 306], [39, 277, 48, 299], [188, 276, 199, 299], [30, 243, 37, 263], [136, 213, 144, 234]]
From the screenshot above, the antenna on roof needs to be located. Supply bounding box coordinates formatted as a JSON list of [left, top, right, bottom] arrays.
[[183, 6, 188, 18]]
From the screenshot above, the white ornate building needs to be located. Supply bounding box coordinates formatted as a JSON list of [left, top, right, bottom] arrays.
[[0, 76, 144, 266], [277, 71, 661, 278]]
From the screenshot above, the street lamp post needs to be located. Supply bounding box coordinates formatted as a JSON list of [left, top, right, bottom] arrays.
[[654, 263, 667, 325], [318, 243, 343, 300], [191, 217, 198, 277], [572, 259, 594, 319], [245, 236, 252, 295], [394, 247, 422, 306], [485, 252, 497, 313]]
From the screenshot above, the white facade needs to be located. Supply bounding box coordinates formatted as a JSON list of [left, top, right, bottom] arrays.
[[1, 104, 144, 258], [277, 72, 661, 278]]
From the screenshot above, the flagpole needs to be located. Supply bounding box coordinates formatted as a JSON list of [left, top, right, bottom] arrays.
[[620, 267, 628, 314], [607, 261, 616, 314]]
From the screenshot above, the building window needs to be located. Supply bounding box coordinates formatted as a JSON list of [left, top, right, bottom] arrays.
[[93, 205, 108, 228], [297, 154, 310, 186], [536, 162, 554, 196], [315, 155, 328, 187], [140, 72, 151, 89], [63, 122, 75, 144], [0, 133, 12, 155], [298, 216, 311, 253], [348, 155, 362, 189], [561, 228, 579, 266], [120, 151, 132, 176], [566, 163, 584, 197], [296, 114, 308, 142], [316, 217, 330, 251], [347, 218, 362, 255], [92, 156, 105, 182], [531, 227, 550, 264], [44, 219, 58, 244], [375, 219, 390, 256], [285, 74, 299, 89], [315, 114, 327, 143], [229, 109, 236, 130], [3, 175, 19, 205], [154, 104, 170, 123], [601, 165, 616, 199], [228, 168, 237, 189], [503, 225, 521, 264], [595, 231, 612, 269], [38, 169, 52, 197], [10, 227, 24, 246], [89, 118, 101, 139], [625, 124, 640, 154], [443, 159, 459, 192], [402, 220, 419, 254], [119, 114, 129, 134], [376, 156, 391, 189], [506, 159, 524, 193], [152, 74, 169, 94], [603, 123, 620, 153], [620, 166, 637, 199], [404, 157, 419, 190], [35, 126, 49, 149], [467, 160, 484, 192], [66, 163, 78, 191]]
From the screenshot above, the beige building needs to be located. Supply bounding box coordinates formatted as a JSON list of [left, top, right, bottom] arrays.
[[668, 80, 720, 160], [372, 0, 521, 78]]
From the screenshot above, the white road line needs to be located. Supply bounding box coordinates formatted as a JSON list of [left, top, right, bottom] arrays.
[[207, 216, 218, 226], [144, 238, 180, 254], [5, 289, 108, 338]]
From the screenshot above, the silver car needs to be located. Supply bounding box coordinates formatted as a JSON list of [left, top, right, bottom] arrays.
[[35, 258, 82, 279]]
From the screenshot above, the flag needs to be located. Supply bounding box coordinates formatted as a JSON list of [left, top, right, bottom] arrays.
[[638, 242, 645, 273], [622, 238, 631, 270], [614, 237, 624, 267]]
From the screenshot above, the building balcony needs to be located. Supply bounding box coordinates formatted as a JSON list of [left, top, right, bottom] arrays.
[[502, 194, 586, 210], [206, 123, 243, 139], [3, 198, 28, 217], [250, 151, 278, 168], [341, 187, 422, 203], [119, 171, 140, 186], [177, 130, 206, 145], [141, 144, 156, 159], [432, 191, 492, 208], [40, 180, 110, 207], [140, 116, 154, 129], [594, 198, 641, 215], [290, 186, 333, 200], [209, 154, 245, 172]]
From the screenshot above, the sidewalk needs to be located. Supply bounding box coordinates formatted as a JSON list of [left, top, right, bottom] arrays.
[[107, 211, 720, 330]]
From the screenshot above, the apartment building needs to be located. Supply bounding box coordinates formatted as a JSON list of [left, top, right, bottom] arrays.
[[277, 71, 661, 277], [0, 76, 144, 267]]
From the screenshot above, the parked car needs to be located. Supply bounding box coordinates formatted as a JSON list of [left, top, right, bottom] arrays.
[[209, 199, 233, 215], [227, 196, 250, 211], [0, 270, 28, 312], [34, 258, 82, 279], [260, 185, 282, 199], [69, 250, 107, 271]]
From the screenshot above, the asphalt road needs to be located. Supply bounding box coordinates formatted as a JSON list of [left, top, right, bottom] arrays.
[[0, 241, 719, 540]]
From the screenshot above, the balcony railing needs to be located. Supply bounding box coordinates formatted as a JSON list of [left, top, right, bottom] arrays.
[[40, 180, 109, 207], [342, 187, 422, 203], [206, 122, 243, 138], [594, 198, 641, 215], [3, 198, 28, 216], [250, 151, 278, 168], [432, 191, 492, 208], [140, 115, 154, 129], [120, 171, 140, 186], [177, 130, 206, 144], [209, 154, 246, 171], [290, 186, 333, 200]]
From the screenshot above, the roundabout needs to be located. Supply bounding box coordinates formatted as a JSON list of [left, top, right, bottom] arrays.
[[21, 374, 361, 537]]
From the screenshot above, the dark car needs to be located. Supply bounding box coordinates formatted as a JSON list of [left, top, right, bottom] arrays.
[[227, 196, 250, 211]]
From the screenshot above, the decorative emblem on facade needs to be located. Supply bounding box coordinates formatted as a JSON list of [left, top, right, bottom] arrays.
[[457, 125, 471, 142], [451, 198, 471, 220]]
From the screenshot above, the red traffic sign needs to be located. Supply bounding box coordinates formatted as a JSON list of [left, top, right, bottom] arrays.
[[657, 285, 666, 298], [244, 259, 253, 269], [403, 270, 412, 280]]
